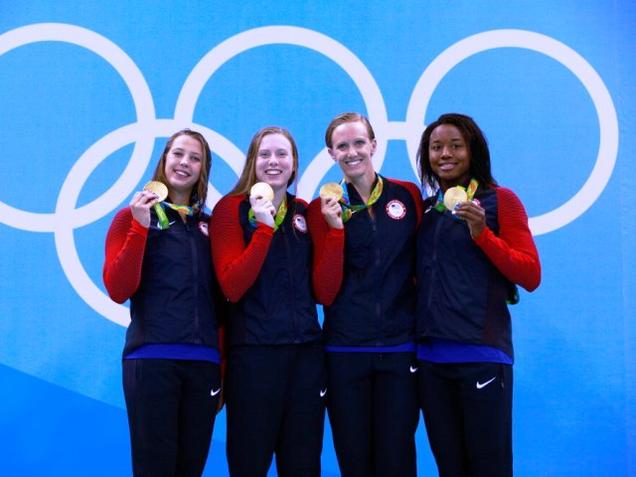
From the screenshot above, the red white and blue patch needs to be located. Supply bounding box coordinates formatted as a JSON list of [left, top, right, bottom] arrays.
[[293, 214, 308, 233], [386, 199, 406, 220]]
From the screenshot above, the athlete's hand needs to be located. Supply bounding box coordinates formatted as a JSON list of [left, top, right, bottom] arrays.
[[453, 199, 486, 238], [321, 196, 344, 230], [250, 195, 276, 228], [129, 190, 160, 228]]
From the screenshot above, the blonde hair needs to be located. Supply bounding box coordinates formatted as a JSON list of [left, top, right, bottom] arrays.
[[324, 112, 375, 148]]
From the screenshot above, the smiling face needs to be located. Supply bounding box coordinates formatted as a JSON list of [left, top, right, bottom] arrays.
[[428, 124, 471, 191], [328, 120, 377, 183], [254, 133, 294, 194], [163, 134, 203, 201]]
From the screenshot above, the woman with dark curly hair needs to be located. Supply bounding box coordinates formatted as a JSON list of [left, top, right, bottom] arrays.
[[415, 113, 541, 477]]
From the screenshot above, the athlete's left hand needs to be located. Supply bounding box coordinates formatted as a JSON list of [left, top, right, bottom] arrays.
[[453, 199, 486, 238]]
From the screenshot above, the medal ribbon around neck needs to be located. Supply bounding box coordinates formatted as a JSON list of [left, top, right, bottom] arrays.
[[434, 178, 479, 213], [338, 175, 383, 222], [248, 196, 288, 231], [156, 202, 198, 230]]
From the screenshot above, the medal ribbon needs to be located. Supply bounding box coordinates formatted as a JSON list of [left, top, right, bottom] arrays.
[[248, 196, 288, 231], [153, 204, 170, 230], [339, 175, 384, 223], [433, 178, 479, 212], [155, 202, 199, 230]]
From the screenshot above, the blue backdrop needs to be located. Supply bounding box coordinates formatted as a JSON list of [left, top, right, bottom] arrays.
[[1, 1, 634, 475]]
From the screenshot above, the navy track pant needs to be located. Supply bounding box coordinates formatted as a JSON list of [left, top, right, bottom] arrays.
[[225, 343, 326, 477], [122, 359, 221, 477], [417, 361, 513, 477], [326, 351, 419, 477]]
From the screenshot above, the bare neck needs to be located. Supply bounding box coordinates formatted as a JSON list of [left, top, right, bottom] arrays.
[[273, 187, 287, 209], [169, 191, 190, 206]]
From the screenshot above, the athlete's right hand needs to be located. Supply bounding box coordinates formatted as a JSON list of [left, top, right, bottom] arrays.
[[250, 195, 276, 228], [129, 190, 160, 228], [321, 196, 344, 230]]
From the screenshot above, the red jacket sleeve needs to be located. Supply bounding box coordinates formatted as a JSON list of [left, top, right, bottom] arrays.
[[307, 198, 345, 305], [210, 195, 274, 303], [103, 208, 149, 304], [473, 187, 541, 291]]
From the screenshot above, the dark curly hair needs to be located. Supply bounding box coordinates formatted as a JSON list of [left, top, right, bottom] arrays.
[[417, 113, 497, 190]]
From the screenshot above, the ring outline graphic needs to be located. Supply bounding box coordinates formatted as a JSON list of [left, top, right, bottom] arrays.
[[405, 29, 619, 236], [0, 23, 156, 231], [173, 26, 389, 199]]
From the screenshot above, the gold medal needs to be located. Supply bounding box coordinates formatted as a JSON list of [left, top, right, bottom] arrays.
[[250, 182, 274, 201], [143, 181, 170, 229], [443, 186, 468, 211], [319, 182, 344, 201], [143, 181, 168, 202]]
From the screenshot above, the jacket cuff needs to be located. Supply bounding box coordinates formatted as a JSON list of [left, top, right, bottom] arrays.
[[131, 217, 150, 237]]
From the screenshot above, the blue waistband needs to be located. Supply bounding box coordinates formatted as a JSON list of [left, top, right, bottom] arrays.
[[416, 339, 512, 364], [325, 342, 416, 353], [124, 344, 220, 363]]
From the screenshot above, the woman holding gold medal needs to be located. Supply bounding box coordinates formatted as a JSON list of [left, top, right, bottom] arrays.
[[210, 126, 324, 476], [307, 112, 422, 477], [103, 129, 223, 476], [415, 113, 541, 477]]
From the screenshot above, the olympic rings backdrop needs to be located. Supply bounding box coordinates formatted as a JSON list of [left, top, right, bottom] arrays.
[[1, 1, 635, 475]]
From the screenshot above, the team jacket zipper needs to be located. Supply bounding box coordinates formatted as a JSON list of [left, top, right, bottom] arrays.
[[185, 218, 200, 340]]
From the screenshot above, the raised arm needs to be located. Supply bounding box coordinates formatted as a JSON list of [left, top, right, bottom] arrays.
[[473, 187, 541, 291], [210, 195, 274, 302], [307, 198, 345, 305], [103, 208, 148, 304]]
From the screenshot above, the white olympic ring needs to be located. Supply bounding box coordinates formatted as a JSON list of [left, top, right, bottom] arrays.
[[0, 23, 156, 232], [173, 26, 389, 199], [0, 23, 618, 327], [405, 30, 618, 236]]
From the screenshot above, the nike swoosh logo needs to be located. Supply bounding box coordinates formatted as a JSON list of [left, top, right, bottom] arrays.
[[409, 366, 418, 373], [476, 376, 497, 389], [156, 220, 177, 228], [320, 388, 327, 397], [210, 388, 221, 397]]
